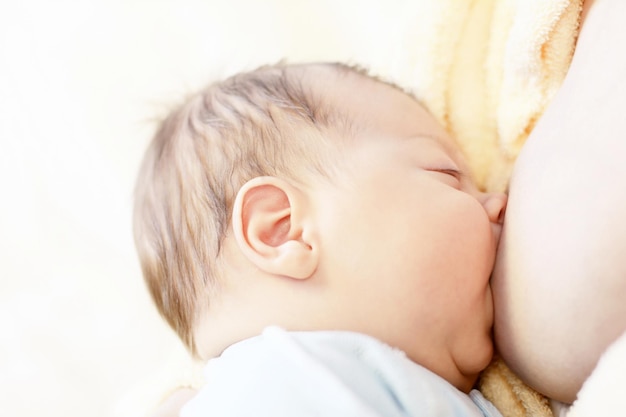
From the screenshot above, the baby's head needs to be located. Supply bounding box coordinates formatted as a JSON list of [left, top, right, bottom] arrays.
[[133, 63, 506, 391]]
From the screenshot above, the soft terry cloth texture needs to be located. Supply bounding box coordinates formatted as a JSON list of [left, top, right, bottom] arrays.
[[393, 0, 582, 192], [181, 327, 502, 417]]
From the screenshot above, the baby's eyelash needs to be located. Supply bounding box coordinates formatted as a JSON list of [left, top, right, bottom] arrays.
[[432, 168, 463, 179]]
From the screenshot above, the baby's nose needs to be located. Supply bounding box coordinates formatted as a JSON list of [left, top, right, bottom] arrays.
[[481, 192, 507, 224]]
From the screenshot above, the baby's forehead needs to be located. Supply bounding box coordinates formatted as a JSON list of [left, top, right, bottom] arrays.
[[296, 64, 471, 170], [295, 66, 401, 121]]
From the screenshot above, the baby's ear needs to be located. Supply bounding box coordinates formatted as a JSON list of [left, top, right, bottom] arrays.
[[232, 176, 318, 279]]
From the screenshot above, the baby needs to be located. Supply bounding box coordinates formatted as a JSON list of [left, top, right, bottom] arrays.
[[133, 62, 507, 416]]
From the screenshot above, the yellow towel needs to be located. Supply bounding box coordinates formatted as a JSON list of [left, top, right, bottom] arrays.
[[392, 0, 582, 193]]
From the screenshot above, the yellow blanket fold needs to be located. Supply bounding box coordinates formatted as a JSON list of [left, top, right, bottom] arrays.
[[393, 0, 582, 193]]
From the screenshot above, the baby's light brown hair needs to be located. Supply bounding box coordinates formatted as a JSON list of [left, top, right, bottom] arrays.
[[133, 63, 360, 355]]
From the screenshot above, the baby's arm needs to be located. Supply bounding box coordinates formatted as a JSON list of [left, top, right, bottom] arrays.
[[492, 0, 626, 404]]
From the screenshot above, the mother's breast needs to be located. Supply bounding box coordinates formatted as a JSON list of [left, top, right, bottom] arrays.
[[491, 0, 626, 403]]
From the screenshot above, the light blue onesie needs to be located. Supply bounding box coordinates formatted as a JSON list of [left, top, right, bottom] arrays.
[[181, 326, 502, 417]]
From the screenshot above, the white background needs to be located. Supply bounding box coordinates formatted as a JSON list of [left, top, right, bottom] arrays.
[[0, 1, 407, 415]]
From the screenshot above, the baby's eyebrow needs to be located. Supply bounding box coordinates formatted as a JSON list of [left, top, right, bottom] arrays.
[[410, 134, 471, 168], [409, 133, 452, 150], [422, 134, 463, 157], [411, 133, 445, 142]]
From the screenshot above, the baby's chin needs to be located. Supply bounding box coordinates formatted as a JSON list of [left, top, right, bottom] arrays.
[[454, 337, 494, 393], [475, 287, 496, 369], [453, 294, 496, 385], [469, 325, 495, 376]]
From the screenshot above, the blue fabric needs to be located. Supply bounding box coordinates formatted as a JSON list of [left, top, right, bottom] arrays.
[[181, 326, 503, 417]]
